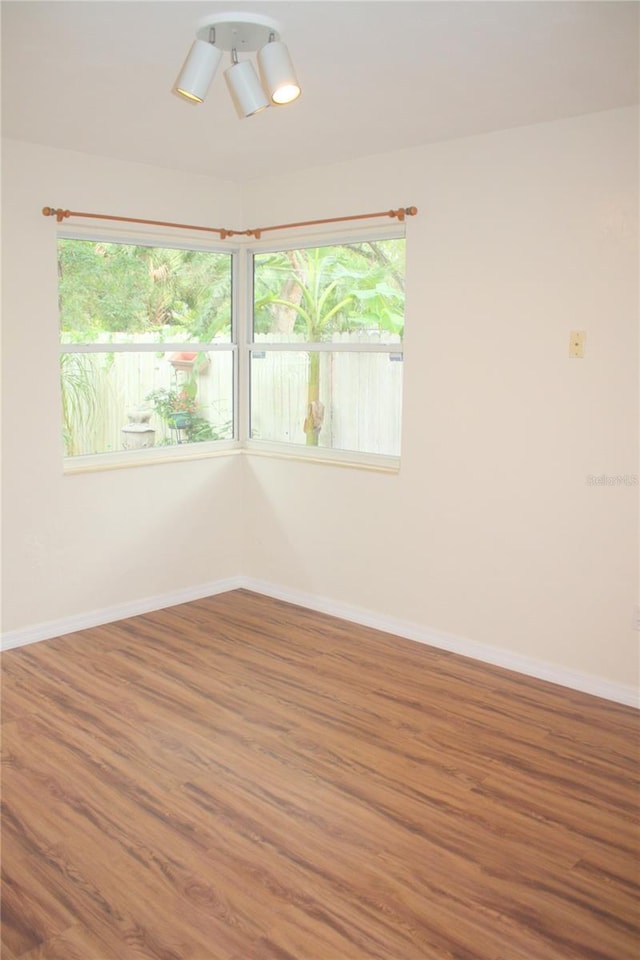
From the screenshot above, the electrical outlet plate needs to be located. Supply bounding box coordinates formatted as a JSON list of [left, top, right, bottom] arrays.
[[569, 330, 586, 358]]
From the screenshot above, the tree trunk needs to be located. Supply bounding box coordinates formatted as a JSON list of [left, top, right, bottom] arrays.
[[303, 352, 323, 445], [271, 274, 303, 333]]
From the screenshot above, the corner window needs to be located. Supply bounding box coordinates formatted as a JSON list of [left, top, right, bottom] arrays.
[[250, 237, 405, 459], [58, 238, 235, 458], [57, 229, 406, 470]]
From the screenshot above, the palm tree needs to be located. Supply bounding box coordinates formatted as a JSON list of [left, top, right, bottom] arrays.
[[268, 249, 352, 444], [255, 241, 405, 445]]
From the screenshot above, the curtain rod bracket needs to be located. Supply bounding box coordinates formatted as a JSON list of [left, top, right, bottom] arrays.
[[42, 207, 71, 222]]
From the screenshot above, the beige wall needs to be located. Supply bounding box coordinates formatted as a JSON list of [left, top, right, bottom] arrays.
[[242, 107, 639, 688], [2, 107, 638, 692], [0, 141, 245, 631]]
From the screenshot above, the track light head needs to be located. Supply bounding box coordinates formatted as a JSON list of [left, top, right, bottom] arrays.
[[225, 49, 269, 119], [258, 37, 301, 105], [174, 35, 222, 103]]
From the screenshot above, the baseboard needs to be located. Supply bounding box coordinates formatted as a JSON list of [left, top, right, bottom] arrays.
[[0, 576, 245, 652], [2, 575, 637, 708], [242, 577, 639, 709]]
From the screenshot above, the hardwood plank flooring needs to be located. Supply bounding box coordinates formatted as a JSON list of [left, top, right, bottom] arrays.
[[1, 589, 638, 959]]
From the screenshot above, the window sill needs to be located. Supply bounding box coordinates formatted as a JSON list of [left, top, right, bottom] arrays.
[[63, 440, 400, 475], [63, 440, 241, 474], [244, 440, 400, 474]]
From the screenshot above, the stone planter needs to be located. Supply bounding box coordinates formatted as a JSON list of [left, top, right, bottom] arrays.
[[122, 407, 156, 450]]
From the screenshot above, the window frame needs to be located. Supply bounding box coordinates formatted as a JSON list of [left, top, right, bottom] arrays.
[[243, 223, 406, 471], [57, 224, 241, 473], [56, 220, 406, 474]]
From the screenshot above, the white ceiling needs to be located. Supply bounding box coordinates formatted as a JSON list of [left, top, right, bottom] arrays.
[[2, 1, 638, 183]]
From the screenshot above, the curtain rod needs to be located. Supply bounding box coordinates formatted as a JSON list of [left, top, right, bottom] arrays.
[[42, 205, 417, 240]]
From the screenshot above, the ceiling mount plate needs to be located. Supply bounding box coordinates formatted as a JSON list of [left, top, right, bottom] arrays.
[[195, 12, 281, 52]]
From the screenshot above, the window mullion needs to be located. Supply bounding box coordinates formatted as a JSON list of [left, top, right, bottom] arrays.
[[60, 342, 233, 354], [236, 246, 251, 444], [248, 342, 403, 353]]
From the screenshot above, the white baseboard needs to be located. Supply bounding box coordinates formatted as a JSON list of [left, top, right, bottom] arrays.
[[2, 575, 637, 708], [242, 577, 640, 709], [0, 576, 244, 652]]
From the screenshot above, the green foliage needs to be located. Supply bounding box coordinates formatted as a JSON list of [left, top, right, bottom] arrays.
[[253, 239, 405, 340], [58, 240, 232, 343], [60, 353, 111, 456], [184, 415, 224, 443], [58, 241, 147, 339]]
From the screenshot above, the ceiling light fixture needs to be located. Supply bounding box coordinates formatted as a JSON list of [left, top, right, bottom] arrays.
[[174, 12, 301, 118]]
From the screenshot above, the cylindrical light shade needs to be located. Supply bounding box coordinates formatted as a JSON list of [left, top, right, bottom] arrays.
[[257, 40, 301, 105], [175, 39, 222, 103], [224, 59, 269, 118]]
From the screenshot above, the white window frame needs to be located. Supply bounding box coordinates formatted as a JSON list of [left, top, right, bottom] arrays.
[[243, 223, 406, 472], [58, 223, 241, 474], [57, 221, 406, 474]]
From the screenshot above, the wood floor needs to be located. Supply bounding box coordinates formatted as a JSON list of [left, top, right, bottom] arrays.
[[1, 590, 638, 960]]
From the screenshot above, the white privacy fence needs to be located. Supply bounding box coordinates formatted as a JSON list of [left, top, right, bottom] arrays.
[[251, 348, 402, 455], [62, 333, 402, 457]]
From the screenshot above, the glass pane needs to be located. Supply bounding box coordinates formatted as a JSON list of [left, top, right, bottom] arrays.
[[250, 350, 402, 456], [61, 350, 233, 456], [58, 240, 232, 344], [253, 239, 405, 345]]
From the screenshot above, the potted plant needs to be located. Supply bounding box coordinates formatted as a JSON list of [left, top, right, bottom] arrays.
[[146, 381, 219, 444]]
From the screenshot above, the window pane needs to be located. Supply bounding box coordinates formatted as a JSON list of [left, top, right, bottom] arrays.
[[61, 350, 233, 456], [250, 350, 402, 456], [58, 240, 232, 344], [253, 240, 405, 344]]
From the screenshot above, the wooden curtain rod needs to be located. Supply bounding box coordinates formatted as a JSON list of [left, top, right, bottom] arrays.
[[42, 205, 417, 240]]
